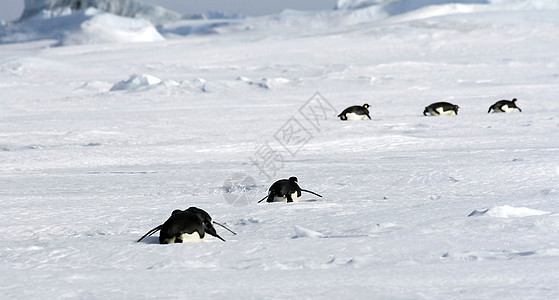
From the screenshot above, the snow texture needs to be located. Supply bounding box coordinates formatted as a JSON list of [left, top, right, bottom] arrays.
[[1, 0, 559, 299]]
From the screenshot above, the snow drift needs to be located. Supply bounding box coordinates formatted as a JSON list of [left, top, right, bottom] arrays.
[[110, 74, 162, 91], [468, 206, 551, 218], [1, 7, 164, 46]]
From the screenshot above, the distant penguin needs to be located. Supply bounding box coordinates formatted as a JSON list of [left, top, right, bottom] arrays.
[[488, 98, 522, 113], [338, 104, 371, 120], [137, 207, 236, 244], [423, 102, 460, 116], [258, 177, 323, 203]]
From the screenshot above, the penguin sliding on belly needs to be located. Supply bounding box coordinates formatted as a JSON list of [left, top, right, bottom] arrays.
[[423, 102, 460, 116], [137, 207, 236, 244], [488, 98, 522, 113], [258, 177, 323, 203], [338, 104, 371, 120]]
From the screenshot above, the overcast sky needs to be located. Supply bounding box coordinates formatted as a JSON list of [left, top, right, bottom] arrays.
[[0, 0, 337, 21]]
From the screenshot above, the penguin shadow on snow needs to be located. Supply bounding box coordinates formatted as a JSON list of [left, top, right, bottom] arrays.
[[137, 207, 236, 244], [258, 177, 323, 203]]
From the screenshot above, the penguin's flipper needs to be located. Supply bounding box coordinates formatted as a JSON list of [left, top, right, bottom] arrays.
[[366, 114, 371, 120], [517, 107, 522, 112], [301, 189, 323, 198], [137, 225, 163, 243], [286, 194, 293, 203], [488, 106, 492, 113], [257, 195, 268, 203], [214, 221, 237, 235]]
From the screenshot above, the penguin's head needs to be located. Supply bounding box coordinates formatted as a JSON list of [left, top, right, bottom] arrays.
[[288, 176, 298, 183], [512, 98, 517, 103], [454, 105, 460, 110], [363, 103, 370, 109], [186, 207, 226, 242], [202, 219, 225, 242]]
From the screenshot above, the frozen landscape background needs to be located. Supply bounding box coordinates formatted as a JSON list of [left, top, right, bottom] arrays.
[[1, 0, 559, 298]]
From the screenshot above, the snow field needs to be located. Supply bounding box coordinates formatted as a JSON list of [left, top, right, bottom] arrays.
[[1, 1, 559, 298]]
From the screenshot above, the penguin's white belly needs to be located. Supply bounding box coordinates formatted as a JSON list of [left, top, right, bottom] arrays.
[[163, 231, 203, 243], [272, 192, 300, 202], [435, 107, 456, 116], [180, 231, 203, 242], [500, 105, 519, 113], [345, 112, 369, 121]]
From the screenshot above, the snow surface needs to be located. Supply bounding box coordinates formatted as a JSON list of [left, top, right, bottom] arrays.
[[1, 0, 559, 299]]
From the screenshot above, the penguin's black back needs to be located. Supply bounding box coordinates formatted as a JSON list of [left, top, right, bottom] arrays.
[[338, 104, 371, 120], [488, 98, 521, 113], [185, 207, 212, 221], [159, 211, 205, 244], [426, 102, 456, 110], [424, 102, 459, 115], [267, 177, 301, 202]]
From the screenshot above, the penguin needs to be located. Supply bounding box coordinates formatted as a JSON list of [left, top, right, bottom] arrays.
[[423, 102, 460, 116], [137, 207, 236, 244], [488, 98, 522, 113], [338, 104, 371, 121], [258, 177, 323, 203]]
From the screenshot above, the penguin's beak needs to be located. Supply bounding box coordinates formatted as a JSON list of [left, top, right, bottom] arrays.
[[206, 225, 226, 242]]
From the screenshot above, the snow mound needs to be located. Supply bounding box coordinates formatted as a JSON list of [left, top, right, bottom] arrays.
[[293, 225, 325, 239], [61, 9, 164, 46], [1, 8, 164, 45], [468, 205, 551, 218], [109, 74, 162, 91], [237, 76, 292, 90]]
